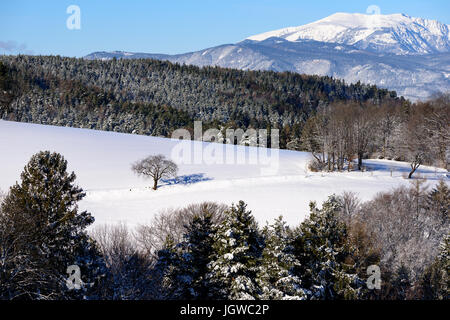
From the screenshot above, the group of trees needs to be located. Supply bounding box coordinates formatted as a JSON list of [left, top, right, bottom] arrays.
[[0, 151, 447, 300], [1, 56, 446, 177], [339, 179, 449, 299], [299, 96, 449, 177], [0, 56, 399, 149]]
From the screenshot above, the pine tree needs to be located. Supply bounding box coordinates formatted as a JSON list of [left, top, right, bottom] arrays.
[[105, 252, 153, 300], [391, 265, 411, 300], [419, 235, 449, 300], [207, 201, 264, 300], [427, 180, 450, 223], [153, 236, 186, 300], [181, 213, 217, 299], [0, 151, 106, 299], [257, 217, 306, 300], [155, 213, 218, 300], [293, 196, 362, 300]]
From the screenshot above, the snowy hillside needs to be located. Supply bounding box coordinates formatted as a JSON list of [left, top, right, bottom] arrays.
[[247, 13, 450, 55], [0, 120, 445, 225], [0, 120, 448, 227]]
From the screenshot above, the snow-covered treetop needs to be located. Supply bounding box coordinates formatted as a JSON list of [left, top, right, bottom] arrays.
[[246, 12, 450, 55]]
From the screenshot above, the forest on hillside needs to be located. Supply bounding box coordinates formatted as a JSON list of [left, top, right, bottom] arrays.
[[0, 55, 448, 174], [0, 55, 399, 145]]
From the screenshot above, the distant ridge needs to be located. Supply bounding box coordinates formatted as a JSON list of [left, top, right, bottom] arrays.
[[85, 13, 450, 101]]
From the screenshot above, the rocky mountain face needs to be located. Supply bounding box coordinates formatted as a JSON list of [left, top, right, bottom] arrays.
[[248, 13, 450, 55]]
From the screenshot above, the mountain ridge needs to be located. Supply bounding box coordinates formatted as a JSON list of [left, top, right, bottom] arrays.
[[84, 13, 450, 101], [247, 12, 450, 55]]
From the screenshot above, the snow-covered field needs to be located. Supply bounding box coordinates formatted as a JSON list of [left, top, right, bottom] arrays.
[[0, 120, 448, 227]]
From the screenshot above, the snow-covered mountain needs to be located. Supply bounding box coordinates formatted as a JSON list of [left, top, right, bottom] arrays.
[[85, 13, 450, 101], [248, 13, 450, 55]]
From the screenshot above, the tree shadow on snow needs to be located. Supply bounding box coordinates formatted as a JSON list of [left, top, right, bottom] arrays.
[[161, 173, 213, 186], [362, 160, 448, 181]]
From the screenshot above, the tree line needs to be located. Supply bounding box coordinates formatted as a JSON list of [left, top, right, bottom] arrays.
[[1, 55, 447, 174], [299, 96, 449, 176], [0, 151, 448, 300], [0, 55, 400, 149]]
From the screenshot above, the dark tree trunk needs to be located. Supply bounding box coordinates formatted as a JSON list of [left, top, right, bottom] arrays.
[[153, 178, 158, 190], [332, 152, 335, 171], [408, 164, 419, 179], [358, 152, 363, 171]]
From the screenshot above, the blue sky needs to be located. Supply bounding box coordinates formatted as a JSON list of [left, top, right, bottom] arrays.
[[1, 0, 449, 57]]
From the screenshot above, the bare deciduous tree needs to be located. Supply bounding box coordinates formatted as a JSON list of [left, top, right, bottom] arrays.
[[132, 154, 178, 190], [134, 202, 227, 257], [337, 191, 361, 223], [353, 182, 448, 282], [401, 111, 432, 179], [423, 95, 450, 170], [90, 223, 157, 299], [90, 223, 137, 270]]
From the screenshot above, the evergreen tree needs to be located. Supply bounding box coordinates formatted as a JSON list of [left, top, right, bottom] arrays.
[[257, 217, 306, 300], [0, 151, 106, 299], [391, 265, 411, 300], [154, 213, 218, 300], [293, 196, 362, 300], [207, 201, 264, 300], [427, 180, 450, 223], [419, 235, 449, 300], [153, 236, 186, 300], [104, 252, 154, 300], [180, 213, 217, 299]]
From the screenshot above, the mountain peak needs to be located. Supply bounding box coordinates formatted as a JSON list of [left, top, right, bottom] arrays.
[[247, 12, 450, 54]]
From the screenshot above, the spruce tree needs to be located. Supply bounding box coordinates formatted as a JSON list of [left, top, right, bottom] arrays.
[[293, 196, 362, 300], [155, 213, 218, 300], [181, 213, 216, 299], [0, 151, 106, 299], [427, 180, 449, 222], [257, 217, 306, 300], [419, 235, 449, 300], [207, 201, 264, 300], [153, 236, 186, 299], [391, 265, 411, 300]]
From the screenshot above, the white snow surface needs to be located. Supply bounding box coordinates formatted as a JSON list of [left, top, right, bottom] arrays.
[[0, 120, 448, 228]]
